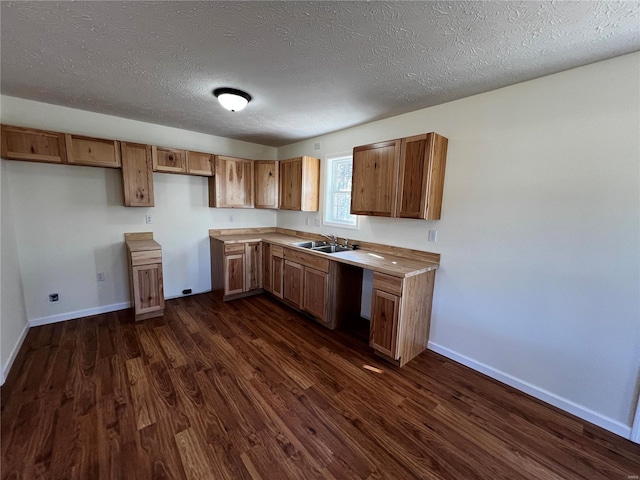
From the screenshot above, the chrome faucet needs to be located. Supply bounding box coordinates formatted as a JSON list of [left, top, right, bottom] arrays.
[[321, 234, 337, 246]]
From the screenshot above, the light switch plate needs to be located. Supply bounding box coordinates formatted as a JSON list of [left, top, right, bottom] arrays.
[[145, 214, 153, 224], [428, 230, 437, 242]]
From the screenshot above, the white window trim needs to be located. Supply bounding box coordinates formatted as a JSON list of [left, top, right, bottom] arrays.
[[323, 152, 359, 230]]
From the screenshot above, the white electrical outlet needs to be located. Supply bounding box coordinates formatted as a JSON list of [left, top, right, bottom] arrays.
[[97, 272, 105, 282], [145, 214, 153, 224], [314, 218, 321, 227], [314, 142, 321, 150], [428, 230, 438, 242], [229, 215, 234, 222], [305, 217, 310, 226]]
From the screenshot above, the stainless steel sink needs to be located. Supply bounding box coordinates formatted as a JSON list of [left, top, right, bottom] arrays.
[[311, 245, 351, 254], [290, 240, 328, 248]]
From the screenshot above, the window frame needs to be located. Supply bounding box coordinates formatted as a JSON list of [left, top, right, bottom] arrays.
[[323, 152, 359, 230]]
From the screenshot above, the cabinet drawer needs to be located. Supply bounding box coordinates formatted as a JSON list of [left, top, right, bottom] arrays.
[[130, 250, 162, 266], [224, 243, 246, 254], [373, 272, 403, 296], [284, 248, 329, 273], [271, 245, 284, 258]]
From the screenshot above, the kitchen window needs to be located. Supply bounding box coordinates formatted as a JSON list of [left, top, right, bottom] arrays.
[[324, 153, 358, 229]]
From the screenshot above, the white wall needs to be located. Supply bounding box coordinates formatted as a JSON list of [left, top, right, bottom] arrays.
[[1, 160, 29, 383], [0, 96, 278, 328], [277, 53, 640, 437]]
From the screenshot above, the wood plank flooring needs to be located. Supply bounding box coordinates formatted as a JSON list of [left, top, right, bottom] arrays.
[[2, 293, 639, 479]]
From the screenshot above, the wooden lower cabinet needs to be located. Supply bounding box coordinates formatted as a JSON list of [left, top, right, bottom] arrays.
[[244, 242, 262, 291], [262, 243, 272, 292], [271, 254, 284, 299], [224, 254, 245, 296], [283, 260, 303, 308], [125, 232, 164, 321], [369, 271, 435, 366], [211, 239, 265, 300], [302, 267, 328, 323], [370, 289, 400, 358]]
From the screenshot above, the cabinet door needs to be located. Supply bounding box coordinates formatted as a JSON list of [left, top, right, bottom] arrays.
[[1, 125, 67, 164], [121, 142, 154, 207], [396, 134, 429, 218], [132, 263, 165, 315], [186, 151, 213, 176], [279, 158, 302, 210], [152, 146, 187, 173], [254, 160, 279, 209], [370, 289, 400, 358], [351, 140, 400, 217], [272, 255, 284, 299], [210, 156, 254, 208], [65, 134, 121, 168], [279, 157, 320, 211], [224, 254, 245, 296], [283, 260, 303, 308], [263, 243, 272, 292], [302, 267, 328, 323], [244, 242, 263, 291]]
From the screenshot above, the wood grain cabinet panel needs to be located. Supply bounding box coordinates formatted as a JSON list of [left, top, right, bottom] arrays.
[[254, 160, 279, 209], [209, 156, 254, 208], [262, 243, 272, 292], [244, 242, 263, 291], [152, 145, 187, 173], [283, 260, 303, 309], [224, 254, 245, 296], [1, 124, 67, 164], [302, 267, 328, 323], [279, 156, 320, 211], [65, 134, 121, 168], [351, 132, 448, 220], [397, 133, 449, 220], [351, 140, 400, 217], [186, 151, 213, 176], [370, 289, 400, 358], [121, 142, 155, 207], [132, 264, 165, 316], [271, 254, 284, 299]]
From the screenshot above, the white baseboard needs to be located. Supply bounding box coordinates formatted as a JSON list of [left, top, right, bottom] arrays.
[[427, 341, 632, 440], [1, 322, 30, 386], [29, 301, 131, 327]]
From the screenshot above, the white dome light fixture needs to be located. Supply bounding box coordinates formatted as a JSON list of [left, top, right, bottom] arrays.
[[213, 87, 252, 112]]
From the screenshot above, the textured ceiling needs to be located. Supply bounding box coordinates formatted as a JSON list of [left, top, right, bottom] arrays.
[[1, 1, 639, 147]]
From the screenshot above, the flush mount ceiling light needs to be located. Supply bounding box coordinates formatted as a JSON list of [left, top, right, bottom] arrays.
[[213, 87, 252, 112]]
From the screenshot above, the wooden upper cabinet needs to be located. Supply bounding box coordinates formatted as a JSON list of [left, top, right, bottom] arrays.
[[1, 125, 67, 164], [397, 133, 448, 220], [121, 142, 155, 207], [186, 151, 213, 176], [279, 156, 320, 211], [209, 156, 254, 208], [65, 134, 121, 168], [152, 145, 187, 173], [351, 140, 401, 217], [254, 160, 279, 209], [352, 132, 448, 220]]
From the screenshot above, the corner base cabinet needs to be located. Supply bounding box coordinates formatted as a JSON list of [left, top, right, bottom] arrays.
[[211, 238, 263, 300], [125, 232, 165, 321]]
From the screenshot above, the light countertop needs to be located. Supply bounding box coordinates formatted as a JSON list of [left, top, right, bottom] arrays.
[[210, 233, 438, 278]]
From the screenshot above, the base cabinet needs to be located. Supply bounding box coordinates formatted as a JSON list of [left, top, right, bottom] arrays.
[[369, 271, 435, 366], [125, 232, 164, 321], [370, 289, 400, 358], [224, 253, 245, 296], [211, 240, 264, 300], [283, 260, 303, 308], [271, 249, 284, 299], [302, 267, 328, 322]]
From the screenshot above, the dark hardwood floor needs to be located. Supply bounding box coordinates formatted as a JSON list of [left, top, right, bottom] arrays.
[[1, 293, 639, 479]]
